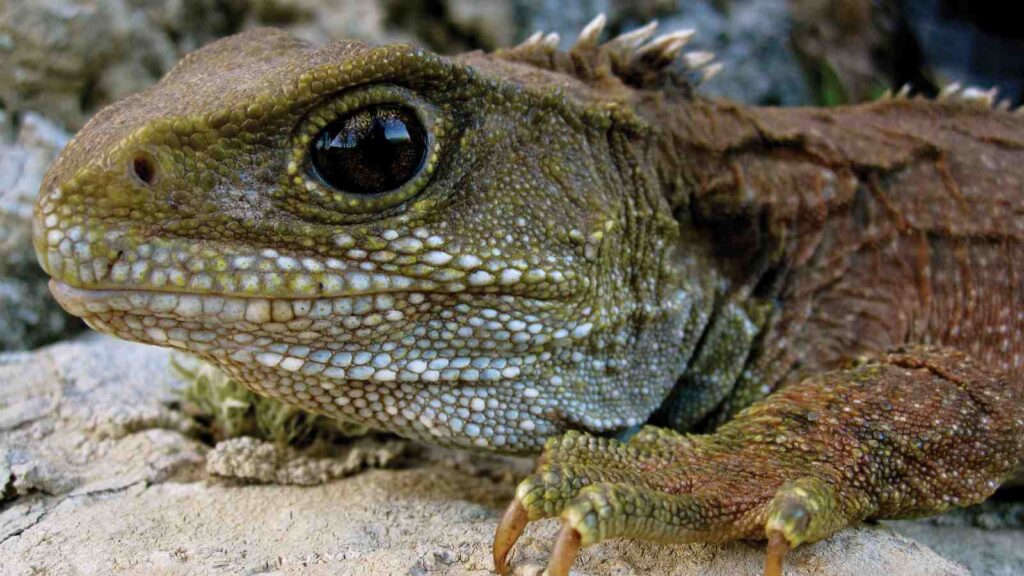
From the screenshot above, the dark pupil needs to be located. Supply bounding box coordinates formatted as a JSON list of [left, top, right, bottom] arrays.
[[311, 106, 426, 194]]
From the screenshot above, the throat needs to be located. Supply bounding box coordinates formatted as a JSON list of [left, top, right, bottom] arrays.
[[651, 296, 768, 432]]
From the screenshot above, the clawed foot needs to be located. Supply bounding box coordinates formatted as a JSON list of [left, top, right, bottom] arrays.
[[493, 347, 1024, 575], [492, 428, 841, 576], [493, 499, 581, 576]]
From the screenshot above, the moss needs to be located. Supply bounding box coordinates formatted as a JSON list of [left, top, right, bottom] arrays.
[[811, 60, 849, 107], [173, 357, 368, 448]]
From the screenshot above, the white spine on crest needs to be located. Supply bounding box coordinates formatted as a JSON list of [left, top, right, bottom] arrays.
[[506, 17, 727, 88], [682, 51, 715, 69], [610, 20, 659, 48], [636, 29, 696, 61], [520, 31, 544, 47], [542, 32, 561, 49], [575, 13, 607, 49]]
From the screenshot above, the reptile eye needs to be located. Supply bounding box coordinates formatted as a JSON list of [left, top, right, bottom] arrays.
[[288, 87, 443, 222], [310, 105, 427, 195]]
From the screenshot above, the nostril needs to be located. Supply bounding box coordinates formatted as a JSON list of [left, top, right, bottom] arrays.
[[131, 155, 156, 185]]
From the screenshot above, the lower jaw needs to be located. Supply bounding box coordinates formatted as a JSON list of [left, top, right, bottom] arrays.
[[99, 321, 555, 453], [61, 308, 556, 453], [46, 282, 586, 453]]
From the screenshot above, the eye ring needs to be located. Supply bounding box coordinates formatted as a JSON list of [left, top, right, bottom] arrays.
[[283, 86, 444, 223]]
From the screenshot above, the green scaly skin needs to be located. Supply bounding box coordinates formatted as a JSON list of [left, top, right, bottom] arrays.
[[33, 21, 1024, 575]]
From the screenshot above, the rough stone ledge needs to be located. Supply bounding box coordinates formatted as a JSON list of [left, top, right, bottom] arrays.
[[0, 335, 1014, 575]]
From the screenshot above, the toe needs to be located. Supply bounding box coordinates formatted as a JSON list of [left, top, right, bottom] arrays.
[[764, 477, 848, 549], [762, 476, 852, 576], [493, 499, 528, 575], [545, 522, 582, 576], [558, 481, 747, 547]]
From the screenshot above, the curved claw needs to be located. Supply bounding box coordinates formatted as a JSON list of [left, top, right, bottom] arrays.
[[765, 530, 790, 576], [546, 522, 582, 576], [493, 499, 528, 575]]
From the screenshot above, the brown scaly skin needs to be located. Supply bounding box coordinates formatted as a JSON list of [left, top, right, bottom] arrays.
[[32, 17, 1024, 576]]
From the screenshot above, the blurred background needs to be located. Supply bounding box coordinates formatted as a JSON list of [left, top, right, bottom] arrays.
[[1, 0, 1022, 352]]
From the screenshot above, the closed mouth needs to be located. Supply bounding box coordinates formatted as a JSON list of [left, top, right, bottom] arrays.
[[47, 279, 438, 325], [49, 278, 430, 304]]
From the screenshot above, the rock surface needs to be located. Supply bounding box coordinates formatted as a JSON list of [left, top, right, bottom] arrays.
[[655, 0, 812, 106], [0, 0, 413, 130], [3, 335, 1020, 575], [0, 113, 81, 351], [0, 0, 241, 130], [892, 519, 1024, 576]]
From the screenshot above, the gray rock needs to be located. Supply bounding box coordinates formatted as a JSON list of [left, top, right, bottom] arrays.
[[890, 520, 1024, 576], [0, 335, 201, 501], [243, 0, 412, 48], [0, 0, 407, 131], [0, 334, 998, 575], [0, 114, 68, 273], [0, 113, 81, 351], [654, 0, 811, 105], [889, 500, 1024, 576], [0, 0, 241, 130], [0, 477, 970, 575], [903, 0, 1023, 107], [513, 0, 613, 42], [443, 0, 518, 48], [0, 451, 12, 501]]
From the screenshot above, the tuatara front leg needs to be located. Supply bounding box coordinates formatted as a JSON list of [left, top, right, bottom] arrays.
[[494, 346, 1024, 575]]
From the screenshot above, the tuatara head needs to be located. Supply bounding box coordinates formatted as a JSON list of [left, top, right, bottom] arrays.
[[34, 24, 708, 452]]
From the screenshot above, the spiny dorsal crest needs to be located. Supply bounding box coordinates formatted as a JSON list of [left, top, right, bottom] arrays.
[[493, 14, 722, 96], [879, 82, 1023, 114]]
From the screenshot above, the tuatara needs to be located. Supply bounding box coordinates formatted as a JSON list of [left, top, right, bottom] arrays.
[[33, 16, 1024, 575]]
